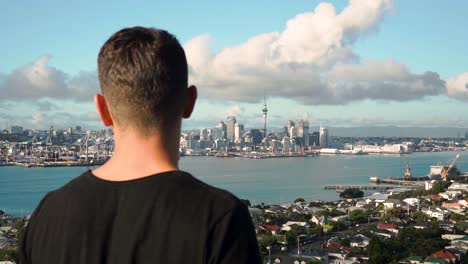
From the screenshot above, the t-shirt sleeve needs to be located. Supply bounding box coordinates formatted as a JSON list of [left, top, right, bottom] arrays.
[[17, 192, 53, 264], [207, 203, 262, 264]]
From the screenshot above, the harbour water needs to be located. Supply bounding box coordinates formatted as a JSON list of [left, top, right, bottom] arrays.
[[1, 151, 467, 217]]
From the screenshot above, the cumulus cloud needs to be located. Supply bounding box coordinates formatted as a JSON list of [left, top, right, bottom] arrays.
[[447, 72, 468, 100], [184, 0, 448, 104], [0, 55, 99, 102]]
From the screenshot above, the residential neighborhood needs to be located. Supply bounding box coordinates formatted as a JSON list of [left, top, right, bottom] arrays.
[[249, 181, 468, 263]]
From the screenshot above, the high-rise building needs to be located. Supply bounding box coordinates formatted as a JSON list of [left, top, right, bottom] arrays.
[[226, 116, 236, 141], [287, 120, 295, 137], [289, 126, 297, 139], [216, 121, 227, 139], [319, 126, 329, 148], [465, 130, 468, 140], [234, 123, 244, 143], [309, 132, 320, 147], [199, 128, 209, 141], [250, 129, 263, 145], [296, 119, 309, 146]]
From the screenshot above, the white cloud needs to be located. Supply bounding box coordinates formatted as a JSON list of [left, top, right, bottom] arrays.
[[184, 0, 448, 105], [0, 55, 99, 102], [447, 72, 468, 100]]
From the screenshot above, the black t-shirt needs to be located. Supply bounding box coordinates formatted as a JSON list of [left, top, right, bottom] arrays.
[[19, 170, 262, 264]]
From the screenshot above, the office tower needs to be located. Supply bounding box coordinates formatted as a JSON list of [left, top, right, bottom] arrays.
[[319, 126, 329, 148], [289, 126, 297, 139], [226, 116, 236, 141], [234, 123, 244, 143], [250, 129, 263, 145], [199, 128, 208, 141], [282, 136, 290, 152], [309, 132, 320, 146], [296, 119, 309, 146], [287, 120, 295, 137]]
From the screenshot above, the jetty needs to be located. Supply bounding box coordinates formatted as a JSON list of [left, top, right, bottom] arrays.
[[323, 184, 418, 192]]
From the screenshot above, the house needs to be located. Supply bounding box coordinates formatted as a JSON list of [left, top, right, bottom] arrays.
[[373, 229, 395, 239], [423, 257, 448, 264], [260, 225, 280, 235], [401, 256, 423, 264], [422, 208, 450, 221], [447, 183, 468, 192], [311, 215, 329, 227], [377, 223, 400, 234], [430, 250, 457, 263], [331, 215, 348, 222], [349, 234, 370, 248], [403, 198, 420, 206], [383, 198, 403, 209], [281, 221, 308, 231]]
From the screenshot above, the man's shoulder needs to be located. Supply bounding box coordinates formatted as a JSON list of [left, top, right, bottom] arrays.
[[169, 171, 245, 211]]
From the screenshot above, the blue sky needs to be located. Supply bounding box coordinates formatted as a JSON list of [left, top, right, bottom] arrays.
[[1, 0, 467, 130]]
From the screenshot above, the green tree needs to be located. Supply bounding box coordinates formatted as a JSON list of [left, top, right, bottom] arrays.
[[412, 212, 429, 224], [431, 182, 446, 194], [367, 237, 390, 264], [340, 188, 364, 199], [294, 197, 305, 203], [0, 248, 17, 262]]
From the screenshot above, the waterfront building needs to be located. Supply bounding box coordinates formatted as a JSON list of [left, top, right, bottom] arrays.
[[289, 126, 297, 139], [199, 128, 209, 141], [282, 136, 290, 153], [212, 127, 223, 140], [234, 123, 244, 143], [319, 126, 329, 148], [226, 116, 236, 141], [296, 119, 309, 146], [215, 121, 227, 139], [250, 129, 263, 145], [287, 120, 295, 137]]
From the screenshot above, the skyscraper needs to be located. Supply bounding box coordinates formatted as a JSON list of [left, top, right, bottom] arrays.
[[287, 120, 295, 135], [319, 126, 329, 148], [234, 123, 244, 143], [296, 119, 309, 146], [226, 116, 236, 141]]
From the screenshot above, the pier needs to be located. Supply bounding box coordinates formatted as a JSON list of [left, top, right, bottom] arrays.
[[323, 184, 416, 192]]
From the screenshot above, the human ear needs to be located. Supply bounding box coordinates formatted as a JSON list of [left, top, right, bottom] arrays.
[[94, 94, 113, 126], [182, 85, 197, 118]]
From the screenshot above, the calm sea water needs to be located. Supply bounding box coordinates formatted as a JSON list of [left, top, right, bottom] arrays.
[[1, 152, 467, 216]]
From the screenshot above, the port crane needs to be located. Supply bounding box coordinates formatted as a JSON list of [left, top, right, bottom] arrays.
[[401, 155, 412, 179], [441, 154, 460, 181]]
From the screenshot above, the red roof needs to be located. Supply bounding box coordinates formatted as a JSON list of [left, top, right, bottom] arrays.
[[427, 194, 441, 199], [327, 243, 352, 253], [261, 225, 280, 231], [377, 223, 399, 230], [432, 250, 456, 260]]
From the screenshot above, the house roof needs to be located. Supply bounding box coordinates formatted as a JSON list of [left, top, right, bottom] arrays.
[[262, 225, 280, 231], [423, 257, 448, 263], [432, 250, 456, 260], [377, 223, 399, 230]]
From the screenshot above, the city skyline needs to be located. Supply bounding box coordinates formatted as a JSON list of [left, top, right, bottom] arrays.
[[0, 0, 467, 130]]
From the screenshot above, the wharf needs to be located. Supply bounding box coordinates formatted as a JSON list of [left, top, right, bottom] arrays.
[[323, 184, 417, 192], [370, 176, 427, 186]]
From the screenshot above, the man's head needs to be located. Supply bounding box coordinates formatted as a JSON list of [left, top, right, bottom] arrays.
[[96, 27, 196, 135]]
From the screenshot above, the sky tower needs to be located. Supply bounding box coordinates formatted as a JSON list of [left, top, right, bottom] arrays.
[[262, 93, 268, 138]]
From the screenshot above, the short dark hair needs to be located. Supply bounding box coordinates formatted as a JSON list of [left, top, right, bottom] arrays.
[[98, 27, 188, 134]]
